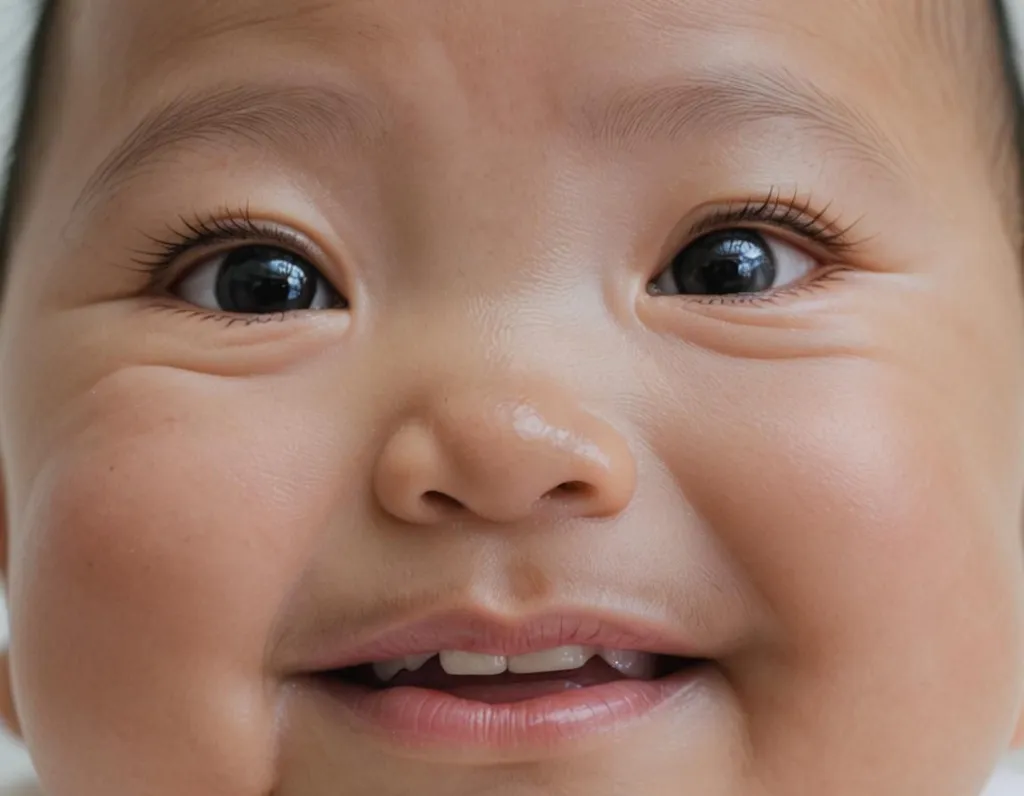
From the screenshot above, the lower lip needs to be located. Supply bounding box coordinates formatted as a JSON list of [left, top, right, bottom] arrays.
[[312, 664, 711, 751]]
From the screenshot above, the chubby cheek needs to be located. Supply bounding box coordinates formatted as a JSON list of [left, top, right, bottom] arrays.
[[9, 370, 351, 795], [652, 355, 1024, 792]]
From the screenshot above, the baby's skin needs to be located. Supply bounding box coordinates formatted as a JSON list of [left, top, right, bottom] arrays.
[[0, 1, 1022, 794]]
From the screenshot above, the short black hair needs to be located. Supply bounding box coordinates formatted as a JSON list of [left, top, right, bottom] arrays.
[[988, 0, 1024, 239], [1, 0, 1023, 288]]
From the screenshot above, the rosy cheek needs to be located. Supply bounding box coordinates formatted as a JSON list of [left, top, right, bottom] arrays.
[[653, 357, 1024, 778], [7, 372, 350, 793]]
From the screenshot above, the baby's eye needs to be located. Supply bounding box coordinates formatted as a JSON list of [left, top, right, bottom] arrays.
[[173, 245, 344, 314], [650, 229, 817, 297]]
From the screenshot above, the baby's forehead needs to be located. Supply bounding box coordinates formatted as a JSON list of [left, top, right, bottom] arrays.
[[44, 0, 1009, 234], [73, 0, 980, 87], [64, 1, 989, 142]]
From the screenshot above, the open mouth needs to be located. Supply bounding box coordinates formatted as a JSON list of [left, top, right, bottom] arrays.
[[304, 611, 718, 749], [324, 646, 705, 704]]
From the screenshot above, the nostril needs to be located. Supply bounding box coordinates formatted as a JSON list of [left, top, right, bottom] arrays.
[[423, 491, 465, 512], [545, 481, 593, 499]]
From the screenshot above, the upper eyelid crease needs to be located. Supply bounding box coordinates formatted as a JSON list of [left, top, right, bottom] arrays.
[[129, 190, 860, 280]]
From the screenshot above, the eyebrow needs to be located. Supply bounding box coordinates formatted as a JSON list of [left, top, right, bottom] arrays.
[[575, 68, 913, 182], [75, 83, 388, 212], [76, 67, 910, 214]]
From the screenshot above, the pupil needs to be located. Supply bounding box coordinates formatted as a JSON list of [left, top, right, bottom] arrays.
[[671, 230, 776, 295], [215, 246, 317, 313]]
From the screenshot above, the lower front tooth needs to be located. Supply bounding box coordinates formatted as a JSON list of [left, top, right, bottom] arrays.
[[439, 650, 508, 676], [599, 649, 656, 679]]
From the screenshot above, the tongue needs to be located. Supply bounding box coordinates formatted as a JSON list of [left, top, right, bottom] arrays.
[[389, 657, 628, 704]]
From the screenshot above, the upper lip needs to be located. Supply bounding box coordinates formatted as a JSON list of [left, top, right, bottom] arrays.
[[302, 609, 709, 672]]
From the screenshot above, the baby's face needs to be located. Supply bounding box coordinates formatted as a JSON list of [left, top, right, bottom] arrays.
[[2, 0, 1024, 794]]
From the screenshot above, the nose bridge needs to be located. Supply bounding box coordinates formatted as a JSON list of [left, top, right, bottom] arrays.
[[372, 371, 637, 525], [368, 129, 633, 524], [393, 105, 600, 301]]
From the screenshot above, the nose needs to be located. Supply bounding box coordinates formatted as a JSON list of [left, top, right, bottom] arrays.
[[373, 383, 636, 525]]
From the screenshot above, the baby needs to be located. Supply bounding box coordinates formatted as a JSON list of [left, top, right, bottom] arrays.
[[1, 0, 1024, 794]]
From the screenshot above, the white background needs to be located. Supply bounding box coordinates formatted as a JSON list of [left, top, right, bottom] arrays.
[[0, 0, 1023, 792]]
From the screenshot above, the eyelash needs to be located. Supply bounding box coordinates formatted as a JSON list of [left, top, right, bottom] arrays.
[[130, 208, 331, 324], [665, 187, 861, 307], [131, 208, 310, 282], [130, 189, 860, 319]]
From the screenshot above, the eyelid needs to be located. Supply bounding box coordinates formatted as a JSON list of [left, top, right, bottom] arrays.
[[643, 190, 863, 308], [130, 208, 333, 292], [662, 188, 864, 270]]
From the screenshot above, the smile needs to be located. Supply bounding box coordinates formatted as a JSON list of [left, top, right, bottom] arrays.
[[302, 611, 717, 751]]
